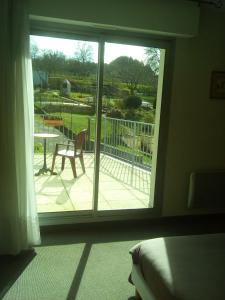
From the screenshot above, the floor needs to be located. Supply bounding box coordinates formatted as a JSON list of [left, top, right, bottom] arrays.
[[2, 215, 225, 300], [34, 153, 152, 213]]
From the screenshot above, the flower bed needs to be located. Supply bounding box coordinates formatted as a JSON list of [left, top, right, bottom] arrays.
[[42, 115, 64, 126]]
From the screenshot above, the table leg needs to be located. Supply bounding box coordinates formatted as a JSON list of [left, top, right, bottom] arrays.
[[35, 138, 57, 176], [43, 138, 47, 170]]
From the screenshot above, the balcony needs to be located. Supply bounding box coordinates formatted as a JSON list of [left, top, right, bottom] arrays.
[[34, 115, 153, 212]]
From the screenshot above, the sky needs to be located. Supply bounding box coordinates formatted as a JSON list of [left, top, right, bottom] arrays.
[[30, 35, 147, 64]]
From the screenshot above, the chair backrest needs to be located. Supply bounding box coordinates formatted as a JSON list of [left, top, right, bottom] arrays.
[[74, 129, 87, 152]]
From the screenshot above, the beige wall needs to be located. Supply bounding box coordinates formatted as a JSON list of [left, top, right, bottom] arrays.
[[162, 7, 225, 216], [29, 0, 225, 217], [29, 0, 199, 37]]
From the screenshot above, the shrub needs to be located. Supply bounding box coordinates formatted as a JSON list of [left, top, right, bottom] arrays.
[[34, 103, 46, 114], [42, 103, 95, 115], [143, 111, 155, 124], [137, 84, 150, 95], [34, 142, 43, 153], [103, 84, 119, 97], [43, 115, 63, 120], [123, 96, 142, 109], [124, 110, 141, 121], [113, 99, 123, 109], [106, 108, 124, 119], [119, 88, 130, 98]]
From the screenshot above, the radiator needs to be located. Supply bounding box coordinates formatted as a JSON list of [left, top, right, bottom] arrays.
[[188, 170, 225, 209]]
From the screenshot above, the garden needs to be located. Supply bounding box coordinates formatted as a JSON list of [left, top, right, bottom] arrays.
[[32, 41, 159, 169]]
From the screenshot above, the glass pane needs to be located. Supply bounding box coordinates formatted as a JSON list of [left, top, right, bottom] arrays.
[[98, 42, 162, 210], [31, 35, 98, 213]]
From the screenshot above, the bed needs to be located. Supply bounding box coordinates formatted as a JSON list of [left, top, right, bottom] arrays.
[[129, 233, 225, 300]]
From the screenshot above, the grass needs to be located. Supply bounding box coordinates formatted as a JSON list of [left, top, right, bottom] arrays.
[[61, 112, 93, 133], [53, 113, 113, 141]]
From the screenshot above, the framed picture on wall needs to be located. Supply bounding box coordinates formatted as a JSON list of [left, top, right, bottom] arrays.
[[210, 71, 225, 99]]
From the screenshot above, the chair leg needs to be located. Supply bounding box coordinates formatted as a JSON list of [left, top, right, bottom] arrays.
[[79, 154, 85, 173], [69, 157, 77, 178], [51, 154, 56, 174], [61, 157, 65, 171]]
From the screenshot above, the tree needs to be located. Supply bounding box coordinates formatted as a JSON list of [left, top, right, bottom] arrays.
[[109, 56, 148, 95], [144, 47, 160, 75], [30, 40, 39, 60], [33, 50, 66, 76], [65, 58, 97, 78], [74, 42, 93, 63], [123, 95, 142, 109]]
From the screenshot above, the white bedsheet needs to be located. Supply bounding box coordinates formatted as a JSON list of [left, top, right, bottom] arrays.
[[130, 233, 225, 300]]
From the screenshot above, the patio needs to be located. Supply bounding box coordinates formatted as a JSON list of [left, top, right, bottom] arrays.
[[34, 152, 152, 213]]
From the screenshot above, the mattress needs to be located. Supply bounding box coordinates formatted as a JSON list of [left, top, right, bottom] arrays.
[[129, 233, 225, 300]]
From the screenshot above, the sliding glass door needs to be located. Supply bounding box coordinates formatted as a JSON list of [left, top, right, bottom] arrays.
[[97, 42, 163, 210], [31, 33, 165, 215], [32, 35, 98, 213]]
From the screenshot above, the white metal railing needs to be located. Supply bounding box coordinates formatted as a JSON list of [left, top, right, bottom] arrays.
[[101, 117, 154, 170], [34, 114, 154, 170]]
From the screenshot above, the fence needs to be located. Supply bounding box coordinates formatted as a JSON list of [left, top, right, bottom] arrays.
[[101, 117, 154, 170], [34, 114, 154, 170]]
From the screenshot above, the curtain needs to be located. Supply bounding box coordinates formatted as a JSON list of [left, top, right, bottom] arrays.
[[0, 0, 41, 254]]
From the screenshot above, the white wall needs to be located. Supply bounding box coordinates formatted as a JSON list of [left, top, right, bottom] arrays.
[[29, 0, 199, 37], [162, 7, 225, 216]]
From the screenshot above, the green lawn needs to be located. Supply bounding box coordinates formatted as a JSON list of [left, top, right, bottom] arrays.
[[60, 113, 92, 133], [43, 112, 111, 141], [59, 113, 117, 141]]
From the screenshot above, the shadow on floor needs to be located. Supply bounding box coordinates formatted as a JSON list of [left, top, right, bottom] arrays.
[[0, 249, 36, 299], [39, 214, 225, 247], [1, 214, 225, 300], [66, 242, 92, 300]]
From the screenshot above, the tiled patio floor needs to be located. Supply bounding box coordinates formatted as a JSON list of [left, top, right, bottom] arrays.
[[34, 153, 152, 212]]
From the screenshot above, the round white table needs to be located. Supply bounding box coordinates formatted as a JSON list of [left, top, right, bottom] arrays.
[[34, 133, 59, 176]]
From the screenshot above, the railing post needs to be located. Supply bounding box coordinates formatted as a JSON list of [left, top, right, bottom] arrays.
[[131, 120, 136, 185], [87, 117, 91, 151], [70, 112, 73, 140], [103, 116, 106, 154]]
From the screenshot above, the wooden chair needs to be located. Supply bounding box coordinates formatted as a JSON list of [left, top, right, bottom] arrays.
[[51, 129, 87, 178]]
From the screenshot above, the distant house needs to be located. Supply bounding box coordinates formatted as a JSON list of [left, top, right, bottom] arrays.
[[33, 70, 48, 88], [60, 79, 71, 97]]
